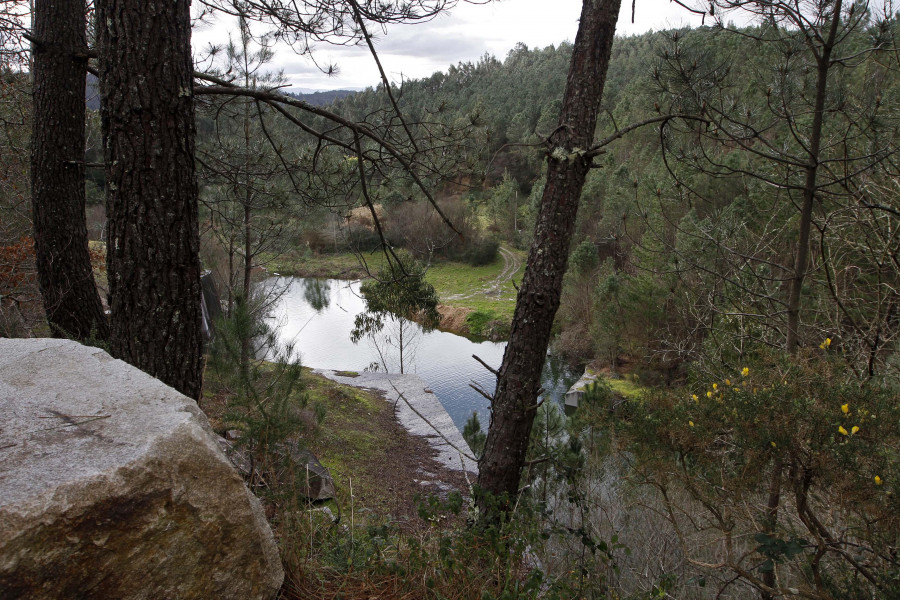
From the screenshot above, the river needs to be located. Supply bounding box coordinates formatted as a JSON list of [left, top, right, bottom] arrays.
[[264, 277, 578, 433]]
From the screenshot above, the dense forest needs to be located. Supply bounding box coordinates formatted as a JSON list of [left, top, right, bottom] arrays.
[[325, 22, 900, 382], [2, 0, 900, 597]]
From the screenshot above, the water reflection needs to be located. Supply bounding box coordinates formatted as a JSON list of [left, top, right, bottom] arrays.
[[301, 278, 331, 312], [266, 277, 579, 432]]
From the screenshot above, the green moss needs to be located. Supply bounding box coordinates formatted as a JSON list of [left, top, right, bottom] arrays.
[[300, 371, 395, 503], [605, 376, 648, 400]]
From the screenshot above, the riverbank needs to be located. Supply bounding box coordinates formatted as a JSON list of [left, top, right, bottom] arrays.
[[316, 370, 478, 475], [262, 248, 524, 340], [200, 367, 473, 526]]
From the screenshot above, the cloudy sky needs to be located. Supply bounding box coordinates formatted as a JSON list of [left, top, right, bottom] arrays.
[[193, 0, 710, 91]]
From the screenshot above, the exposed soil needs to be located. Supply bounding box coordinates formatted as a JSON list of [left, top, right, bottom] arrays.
[[443, 245, 521, 302], [436, 304, 472, 336]]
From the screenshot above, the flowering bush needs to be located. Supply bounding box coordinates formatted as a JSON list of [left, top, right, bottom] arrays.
[[592, 347, 899, 598]]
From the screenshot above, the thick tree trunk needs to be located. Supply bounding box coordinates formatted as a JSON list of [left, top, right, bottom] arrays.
[[30, 0, 108, 341], [476, 0, 621, 513], [97, 0, 203, 399]]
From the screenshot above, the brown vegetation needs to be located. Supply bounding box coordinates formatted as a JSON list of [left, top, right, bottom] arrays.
[[436, 304, 472, 336]]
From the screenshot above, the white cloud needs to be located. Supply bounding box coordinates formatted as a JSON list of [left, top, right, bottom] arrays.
[[193, 0, 710, 91]]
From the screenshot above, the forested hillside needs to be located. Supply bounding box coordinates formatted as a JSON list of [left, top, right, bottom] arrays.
[[285, 88, 357, 106], [3, 2, 899, 596], [329, 23, 900, 381]]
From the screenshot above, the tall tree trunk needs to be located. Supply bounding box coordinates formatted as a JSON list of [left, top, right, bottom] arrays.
[[240, 199, 252, 368], [30, 0, 108, 341], [476, 0, 621, 514], [760, 457, 783, 599], [97, 0, 203, 399], [785, 0, 841, 354], [239, 35, 253, 370]]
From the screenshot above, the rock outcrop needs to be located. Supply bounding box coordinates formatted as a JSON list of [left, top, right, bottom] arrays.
[[277, 443, 336, 501], [0, 339, 283, 600]]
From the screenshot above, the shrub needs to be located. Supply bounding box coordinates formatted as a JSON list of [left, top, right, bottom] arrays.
[[465, 310, 494, 337], [344, 225, 382, 253], [383, 197, 500, 265], [462, 237, 499, 266], [207, 292, 312, 486], [587, 348, 900, 598]]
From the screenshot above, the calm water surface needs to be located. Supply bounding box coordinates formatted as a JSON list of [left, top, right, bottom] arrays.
[[266, 277, 578, 432]]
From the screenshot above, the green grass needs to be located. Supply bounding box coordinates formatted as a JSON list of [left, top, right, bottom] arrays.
[[262, 247, 527, 331], [578, 366, 649, 401], [604, 376, 648, 400], [425, 250, 525, 323], [464, 311, 493, 336], [261, 250, 386, 279]]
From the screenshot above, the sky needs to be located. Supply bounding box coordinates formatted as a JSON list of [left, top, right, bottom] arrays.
[[192, 0, 711, 92]]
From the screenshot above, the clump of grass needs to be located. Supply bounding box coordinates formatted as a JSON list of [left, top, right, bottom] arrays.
[[604, 376, 647, 401], [334, 370, 360, 377], [465, 310, 493, 336]]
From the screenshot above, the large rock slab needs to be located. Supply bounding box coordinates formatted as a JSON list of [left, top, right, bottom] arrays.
[[316, 370, 478, 475], [0, 339, 283, 599]]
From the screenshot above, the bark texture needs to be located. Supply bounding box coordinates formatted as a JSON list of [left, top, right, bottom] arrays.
[[97, 0, 203, 399], [30, 0, 108, 341], [476, 0, 622, 511]]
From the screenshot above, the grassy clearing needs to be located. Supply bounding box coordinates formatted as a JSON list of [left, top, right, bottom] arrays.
[[260, 247, 527, 336], [604, 376, 648, 400], [426, 250, 525, 324]]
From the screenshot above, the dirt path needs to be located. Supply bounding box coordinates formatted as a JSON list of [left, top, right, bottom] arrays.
[[445, 246, 521, 301]]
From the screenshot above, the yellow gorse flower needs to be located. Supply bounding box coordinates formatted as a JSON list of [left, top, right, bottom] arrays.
[[875, 476, 883, 486], [841, 403, 849, 414], [692, 394, 699, 402], [741, 367, 749, 377], [713, 383, 718, 391], [851, 426, 859, 435], [725, 378, 731, 386], [689, 421, 694, 427], [707, 391, 713, 398], [838, 425, 849, 436]]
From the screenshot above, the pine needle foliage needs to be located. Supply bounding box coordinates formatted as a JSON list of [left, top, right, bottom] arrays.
[[207, 293, 307, 475]]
